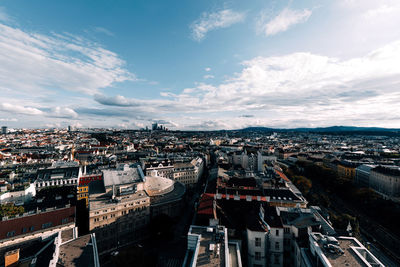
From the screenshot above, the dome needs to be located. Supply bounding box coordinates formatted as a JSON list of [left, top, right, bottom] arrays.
[[144, 176, 175, 196]]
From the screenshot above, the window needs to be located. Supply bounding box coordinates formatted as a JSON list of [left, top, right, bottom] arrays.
[[274, 254, 280, 264], [22, 227, 27, 233], [275, 242, 280, 250], [7, 231, 15, 237], [30, 226, 35, 231], [284, 227, 290, 234], [255, 237, 261, 247], [275, 229, 279, 236], [42, 222, 52, 229], [61, 218, 69, 224], [255, 252, 261, 261]]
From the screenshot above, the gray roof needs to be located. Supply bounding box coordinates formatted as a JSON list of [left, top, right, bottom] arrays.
[[102, 166, 143, 187]]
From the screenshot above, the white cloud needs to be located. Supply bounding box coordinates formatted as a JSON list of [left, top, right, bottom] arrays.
[[0, 118, 17, 122], [205, 67, 211, 72], [258, 8, 312, 36], [0, 103, 43, 115], [94, 40, 400, 129], [203, 74, 214, 79], [0, 23, 134, 96], [191, 9, 246, 41], [50, 107, 78, 118], [93, 26, 114, 36]]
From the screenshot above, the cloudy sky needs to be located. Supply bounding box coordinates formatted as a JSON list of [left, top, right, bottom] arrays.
[[0, 0, 400, 130]]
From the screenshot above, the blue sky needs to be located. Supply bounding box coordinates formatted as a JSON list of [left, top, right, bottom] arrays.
[[0, 0, 400, 130]]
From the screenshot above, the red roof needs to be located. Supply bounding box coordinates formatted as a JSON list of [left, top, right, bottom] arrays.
[[275, 170, 290, 182], [197, 193, 214, 215]]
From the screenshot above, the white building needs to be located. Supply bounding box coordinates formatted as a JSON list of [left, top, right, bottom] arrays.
[[0, 183, 36, 205], [369, 166, 400, 201], [257, 151, 277, 172], [183, 225, 242, 267], [173, 157, 204, 188], [306, 232, 384, 267], [247, 205, 284, 267]]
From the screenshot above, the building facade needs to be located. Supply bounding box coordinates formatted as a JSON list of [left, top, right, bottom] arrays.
[[370, 166, 400, 201]]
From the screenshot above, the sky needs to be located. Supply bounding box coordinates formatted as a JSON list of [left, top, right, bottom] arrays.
[[0, 0, 400, 130]]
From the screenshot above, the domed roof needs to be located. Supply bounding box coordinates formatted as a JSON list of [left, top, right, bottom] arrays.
[[144, 176, 175, 196]]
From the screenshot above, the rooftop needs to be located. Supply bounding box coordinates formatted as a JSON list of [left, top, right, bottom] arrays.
[[89, 188, 149, 211], [58, 234, 99, 267], [149, 180, 186, 206], [310, 233, 384, 267], [184, 225, 229, 267], [102, 165, 144, 187], [144, 176, 175, 196]]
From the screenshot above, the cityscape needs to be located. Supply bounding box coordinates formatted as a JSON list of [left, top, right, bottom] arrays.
[[1, 1, 400, 267]]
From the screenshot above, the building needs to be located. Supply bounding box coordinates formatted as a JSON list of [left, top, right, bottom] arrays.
[[89, 164, 186, 253], [257, 151, 277, 172], [277, 206, 336, 267], [0, 183, 36, 205], [145, 175, 186, 218], [89, 164, 150, 253], [35, 163, 82, 190], [337, 161, 358, 180], [173, 158, 204, 188], [213, 169, 308, 209], [0, 205, 76, 246], [183, 225, 242, 267], [57, 233, 100, 267], [304, 232, 384, 267], [144, 157, 204, 188], [369, 166, 400, 201], [1, 126, 7, 134], [231, 151, 258, 171], [355, 164, 376, 188], [145, 160, 174, 179], [0, 228, 99, 267], [246, 205, 284, 267], [78, 173, 103, 207]]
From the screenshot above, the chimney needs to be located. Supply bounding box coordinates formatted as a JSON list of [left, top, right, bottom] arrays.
[[5, 249, 19, 267], [112, 185, 116, 199]]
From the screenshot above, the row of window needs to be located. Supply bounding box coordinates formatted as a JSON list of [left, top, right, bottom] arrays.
[[93, 207, 148, 222], [6, 217, 70, 238], [36, 179, 77, 187]]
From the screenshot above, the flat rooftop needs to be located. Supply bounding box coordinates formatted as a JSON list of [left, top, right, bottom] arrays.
[[311, 233, 384, 267], [89, 189, 149, 211], [228, 243, 241, 267], [58, 234, 96, 267], [190, 226, 226, 267]]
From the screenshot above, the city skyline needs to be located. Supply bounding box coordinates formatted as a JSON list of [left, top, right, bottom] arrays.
[[1, 0, 400, 130]]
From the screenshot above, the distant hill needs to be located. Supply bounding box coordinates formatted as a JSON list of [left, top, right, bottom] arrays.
[[237, 126, 400, 135]]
